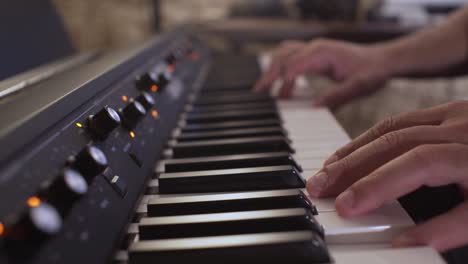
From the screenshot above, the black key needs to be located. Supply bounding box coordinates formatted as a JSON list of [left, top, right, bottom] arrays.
[[147, 189, 316, 217], [158, 165, 304, 194], [180, 119, 282, 133], [175, 127, 286, 142], [201, 82, 253, 93], [187, 101, 276, 114], [192, 94, 273, 107], [129, 231, 331, 264], [183, 109, 280, 124], [138, 208, 323, 240], [162, 152, 302, 172], [168, 136, 294, 158]]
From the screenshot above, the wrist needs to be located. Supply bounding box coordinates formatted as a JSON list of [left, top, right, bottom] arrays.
[[368, 44, 406, 79]]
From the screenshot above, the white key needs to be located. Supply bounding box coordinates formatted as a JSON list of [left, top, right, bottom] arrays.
[[331, 245, 445, 264]]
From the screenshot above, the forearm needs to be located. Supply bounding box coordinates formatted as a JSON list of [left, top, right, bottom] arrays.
[[374, 8, 468, 78]]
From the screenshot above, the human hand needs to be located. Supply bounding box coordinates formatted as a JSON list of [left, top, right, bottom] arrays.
[[307, 101, 468, 251], [254, 39, 390, 109]]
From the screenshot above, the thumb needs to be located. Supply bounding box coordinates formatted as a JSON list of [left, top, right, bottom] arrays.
[[392, 201, 468, 252]]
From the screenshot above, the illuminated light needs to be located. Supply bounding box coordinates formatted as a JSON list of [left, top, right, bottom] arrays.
[[151, 85, 159, 92], [190, 52, 200, 60], [167, 64, 176, 73], [129, 131, 136, 138], [0, 222, 4, 236], [27, 196, 41, 208], [151, 110, 159, 119], [122, 95, 128, 102], [76, 122, 83, 128]]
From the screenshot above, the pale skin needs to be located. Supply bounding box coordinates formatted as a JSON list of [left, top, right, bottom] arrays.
[[254, 8, 468, 252]]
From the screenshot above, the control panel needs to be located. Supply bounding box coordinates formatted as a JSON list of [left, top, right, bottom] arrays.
[[0, 30, 208, 263]]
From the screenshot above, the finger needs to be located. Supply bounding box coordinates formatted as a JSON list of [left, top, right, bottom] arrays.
[[323, 104, 449, 166], [282, 41, 334, 82], [312, 75, 382, 109], [254, 41, 305, 92], [277, 42, 337, 98], [308, 125, 446, 197], [278, 78, 296, 98], [393, 201, 468, 252], [335, 143, 468, 218]]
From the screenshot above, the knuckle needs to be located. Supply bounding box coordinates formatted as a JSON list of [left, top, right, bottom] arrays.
[[378, 131, 403, 148], [336, 156, 352, 174], [373, 116, 397, 137], [410, 145, 436, 167], [446, 100, 467, 109]]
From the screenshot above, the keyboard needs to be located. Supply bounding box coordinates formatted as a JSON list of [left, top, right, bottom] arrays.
[[0, 30, 446, 264]]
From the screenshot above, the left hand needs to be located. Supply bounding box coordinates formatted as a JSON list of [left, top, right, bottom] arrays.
[[307, 100, 468, 252]]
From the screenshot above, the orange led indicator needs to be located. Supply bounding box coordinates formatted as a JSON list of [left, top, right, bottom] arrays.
[[151, 110, 159, 119], [129, 131, 136, 138], [76, 122, 83, 128], [27, 196, 41, 208], [151, 85, 159, 92], [122, 95, 128, 102], [167, 64, 176, 73], [190, 52, 200, 60], [0, 222, 4, 237]]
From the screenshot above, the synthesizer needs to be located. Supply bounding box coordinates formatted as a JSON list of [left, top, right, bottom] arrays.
[[0, 29, 445, 264]]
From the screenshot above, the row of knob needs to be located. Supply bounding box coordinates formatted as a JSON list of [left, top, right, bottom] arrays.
[[87, 92, 155, 140], [1, 45, 196, 258]]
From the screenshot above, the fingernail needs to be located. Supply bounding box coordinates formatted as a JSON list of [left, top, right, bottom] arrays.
[[336, 189, 355, 210], [307, 171, 328, 196], [393, 234, 418, 247], [324, 154, 338, 166], [312, 100, 322, 108]]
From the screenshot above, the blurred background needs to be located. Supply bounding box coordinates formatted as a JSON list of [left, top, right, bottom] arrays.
[[2, 0, 468, 136]]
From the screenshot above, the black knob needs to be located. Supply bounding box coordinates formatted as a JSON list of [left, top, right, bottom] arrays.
[[87, 106, 121, 140], [165, 53, 176, 65], [135, 73, 157, 91], [4, 202, 62, 257], [42, 168, 88, 216], [136, 92, 155, 110], [73, 145, 108, 182], [120, 100, 146, 129], [157, 72, 170, 89]]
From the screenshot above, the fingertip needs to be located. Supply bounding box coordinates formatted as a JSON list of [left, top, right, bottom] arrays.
[[335, 189, 356, 217], [392, 233, 420, 248], [323, 154, 338, 166], [307, 171, 328, 197]]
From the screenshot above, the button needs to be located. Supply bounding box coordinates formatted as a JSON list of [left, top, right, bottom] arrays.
[[87, 106, 121, 140], [158, 165, 305, 194], [162, 152, 301, 173], [102, 168, 128, 198], [120, 100, 146, 129], [135, 73, 157, 92], [147, 189, 316, 217], [72, 145, 108, 183], [168, 136, 294, 158], [165, 53, 176, 66], [138, 208, 322, 240], [128, 144, 143, 167], [4, 202, 62, 258], [136, 92, 155, 111], [155, 72, 169, 90], [129, 231, 330, 264], [181, 119, 281, 133], [175, 127, 285, 142], [183, 108, 279, 124], [41, 168, 88, 216]]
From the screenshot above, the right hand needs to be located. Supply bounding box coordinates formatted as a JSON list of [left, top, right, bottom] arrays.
[[253, 39, 392, 109]]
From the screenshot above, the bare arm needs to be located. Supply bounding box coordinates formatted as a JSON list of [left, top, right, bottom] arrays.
[[254, 7, 468, 108], [379, 7, 468, 77]]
